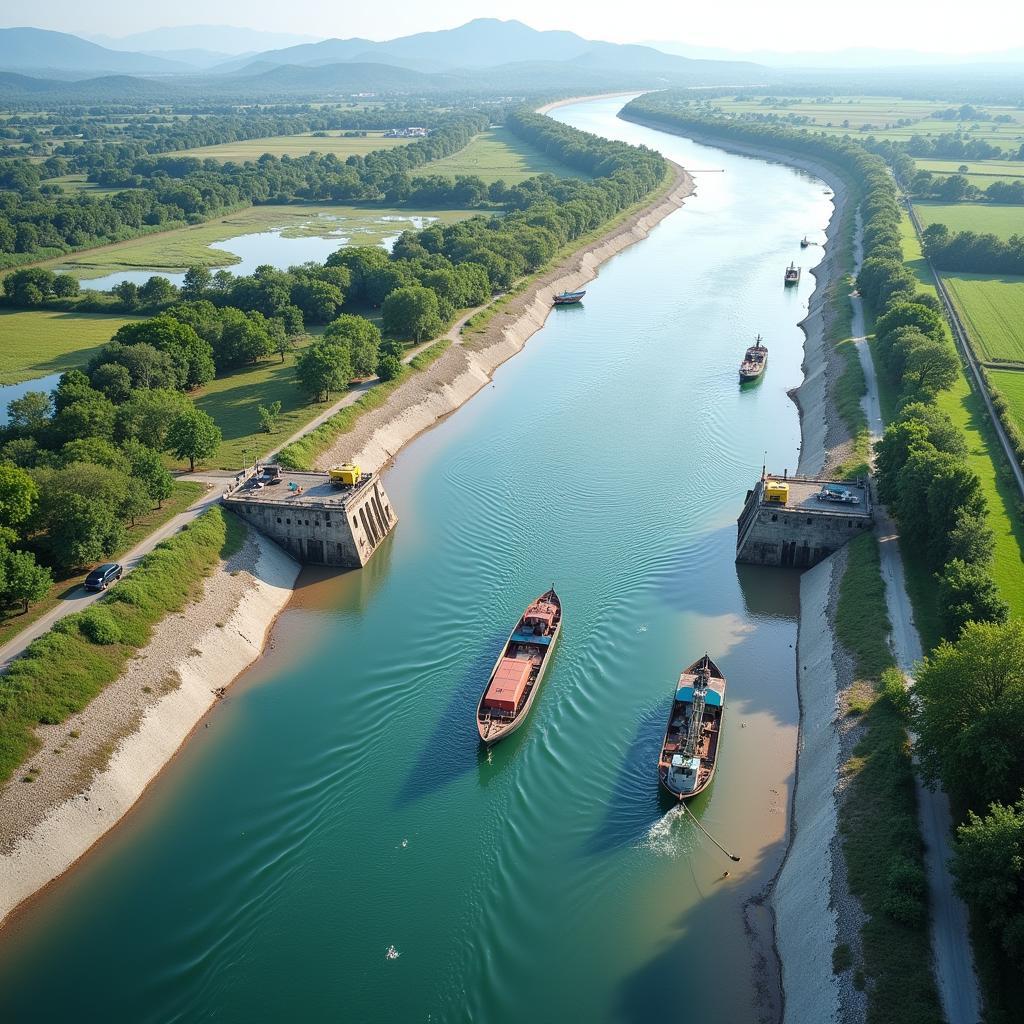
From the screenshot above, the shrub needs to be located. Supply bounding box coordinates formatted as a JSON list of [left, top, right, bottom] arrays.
[[79, 607, 121, 645], [883, 855, 927, 926]]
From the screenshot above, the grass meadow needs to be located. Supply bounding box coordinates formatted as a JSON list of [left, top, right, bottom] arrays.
[[988, 368, 1024, 435], [943, 273, 1024, 364], [416, 127, 589, 184], [912, 157, 1024, 186], [0, 309, 141, 384], [913, 201, 1024, 240], [175, 131, 413, 162]]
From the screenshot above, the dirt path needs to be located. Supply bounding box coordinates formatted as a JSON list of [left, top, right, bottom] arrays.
[[850, 213, 983, 1024]]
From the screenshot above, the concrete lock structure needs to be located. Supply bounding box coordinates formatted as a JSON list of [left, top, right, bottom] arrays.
[[223, 468, 397, 567], [736, 471, 873, 568]]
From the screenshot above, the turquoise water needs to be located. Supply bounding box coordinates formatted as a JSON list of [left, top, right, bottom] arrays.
[[0, 96, 832, 1022]]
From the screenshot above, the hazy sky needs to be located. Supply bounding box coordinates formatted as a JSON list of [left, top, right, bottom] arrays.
[[4, 0, 1021, 53]]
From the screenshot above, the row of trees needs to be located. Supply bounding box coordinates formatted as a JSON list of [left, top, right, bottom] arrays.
[[922, 222, 1024, 275], [910, 170, 1024, 205]]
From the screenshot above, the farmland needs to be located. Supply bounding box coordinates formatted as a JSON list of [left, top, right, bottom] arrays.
[[0, 309, 141, 384], [912, 157, 1024, 186], [175, 130, 414, 162], [913, 201, 1024, 239], [943, 273, 1024, 364], [416, 127, 588, 183], [709, 95, 1024, 152], [989, 368, 1024, 435]]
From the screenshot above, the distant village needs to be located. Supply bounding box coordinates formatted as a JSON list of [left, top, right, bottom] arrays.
[[384, 126, 430, 137]]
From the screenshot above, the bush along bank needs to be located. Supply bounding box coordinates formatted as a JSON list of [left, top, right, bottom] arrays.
[[0, 506, 243, 785]]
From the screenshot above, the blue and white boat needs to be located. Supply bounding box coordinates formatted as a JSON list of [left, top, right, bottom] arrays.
[[552, 289, 586, 306]]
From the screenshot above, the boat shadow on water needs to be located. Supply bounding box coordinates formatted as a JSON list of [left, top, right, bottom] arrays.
[[582, 702, 688, 857], [392, 631, 508, 808]]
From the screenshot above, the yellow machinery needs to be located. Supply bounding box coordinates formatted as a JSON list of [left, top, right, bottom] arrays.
[[329, 464, 361, 488], [764, 480, 789, 505]]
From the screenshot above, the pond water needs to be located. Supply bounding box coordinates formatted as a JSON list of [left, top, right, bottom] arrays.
[[76, 213, 451, 292], [0, 96, 833, 1023], [0, 372, 62, 425]]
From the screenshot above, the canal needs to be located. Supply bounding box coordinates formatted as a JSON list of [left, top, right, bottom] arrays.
[[0, 96, 832, 1022]]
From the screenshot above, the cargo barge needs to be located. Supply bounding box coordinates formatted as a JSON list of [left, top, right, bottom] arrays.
[[477, 589, 562, 745]]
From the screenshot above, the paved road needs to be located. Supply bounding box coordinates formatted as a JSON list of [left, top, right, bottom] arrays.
[[849, 213, 982, 1024]]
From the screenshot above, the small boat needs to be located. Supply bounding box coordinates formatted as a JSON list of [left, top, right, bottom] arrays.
[[739, 334, 768, 382], [553, 290, 586, 306], [800, 236, 810, 248], [477, 589, 562, 745], [658, 654, 726, 800], [784, 262, 801, 286]]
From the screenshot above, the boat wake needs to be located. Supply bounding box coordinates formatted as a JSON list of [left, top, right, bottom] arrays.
[[638, 804, 693, 858]]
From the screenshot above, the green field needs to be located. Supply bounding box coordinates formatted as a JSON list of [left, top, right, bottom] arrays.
[[176, 131, 413, 162], [989, 368, 1024, 435], [943, 273, 1024, 363], [913, 157, 1024, 186], [895, 213, 1024, 636], [191, 346, 334, 470], [417, 127, 588, 184], [712, 95, 1024, 152], [914, 201, 1024, 239], [49, 205, 478, 278], [0, 309, 141, 384]]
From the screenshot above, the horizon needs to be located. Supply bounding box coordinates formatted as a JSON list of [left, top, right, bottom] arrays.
[[0, 2, 1021, 59]]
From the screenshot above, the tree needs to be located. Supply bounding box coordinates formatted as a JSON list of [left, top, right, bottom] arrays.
[[89, 362, 133, 403], [946, 508, 996, 565], [6, 391, 52, 434], [115, 387, 191, 450], [58, 438, 129, 473], [113, 281, 140, 310], [953, 794, 1024, 968], [936, 559, 1009, 639], [295, 339, 353, 401], [902, 339, 959, 399], [52, 395, 117, 445], [2, 548, 51, 612], [122, 439, 174, 507], [90, 341, 179, 392], [258, 401, 282, 434], [914, 619, 1024, 808], [113, 315, 214, 390], [182, 265, 212, 300], [216, 311, 273, 368], [377, 354, 404, 381], [166, 408, 222, 471], [139, 275, 177, 307], [324, 314, 382, 377], [0, 462, 37, 536], [52, 273, 79, 298], [382, 285, 443, 342]]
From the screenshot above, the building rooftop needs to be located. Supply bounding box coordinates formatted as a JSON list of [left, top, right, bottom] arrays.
[[223, 469, 374, 509], [762, 475, 872, 517]]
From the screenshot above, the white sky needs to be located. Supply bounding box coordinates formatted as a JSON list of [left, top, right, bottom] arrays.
[[4, 0, 1023, 54]]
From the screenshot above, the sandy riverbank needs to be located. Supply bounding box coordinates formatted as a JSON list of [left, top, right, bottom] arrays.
[[0, 527, 299, 929], [316, 160, 695, 473]]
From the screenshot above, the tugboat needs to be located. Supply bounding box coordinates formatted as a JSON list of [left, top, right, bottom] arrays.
[[477, 589, 562, 745], [739, 335, 768, 382], [784, 262, 801, 286], [553, 290, 586, 306], [658, 654, 726, 800], [800, 236, 810, 248]]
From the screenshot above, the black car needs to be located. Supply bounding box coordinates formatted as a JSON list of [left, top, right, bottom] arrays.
[[84, 563, 123, 591]]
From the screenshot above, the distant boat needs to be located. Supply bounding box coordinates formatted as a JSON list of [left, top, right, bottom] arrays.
[[800, 236, 810, 248], [658, 654, 726, 800], [477, 589, 562, 745], [784, 262, 801, 286], [739, 334, 768, 382], [553, 290, 586, 306]]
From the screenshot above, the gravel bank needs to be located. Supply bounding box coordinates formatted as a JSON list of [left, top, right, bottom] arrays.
[[0, 526, 299, 928], [315, 161, 695, 473]]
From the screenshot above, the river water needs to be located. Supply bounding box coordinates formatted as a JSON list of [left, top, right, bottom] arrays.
[[0, 96, 832, 1022]]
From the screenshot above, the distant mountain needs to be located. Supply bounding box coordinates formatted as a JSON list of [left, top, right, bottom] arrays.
[[220, 18, 762, 82], [0, 27, 189, 76], [644, 39, 1024, 69], [140, 48, 238, 70], [0, 71, 170, 100], [232, 61, 444, 96], [92, 26, 321, 56]]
